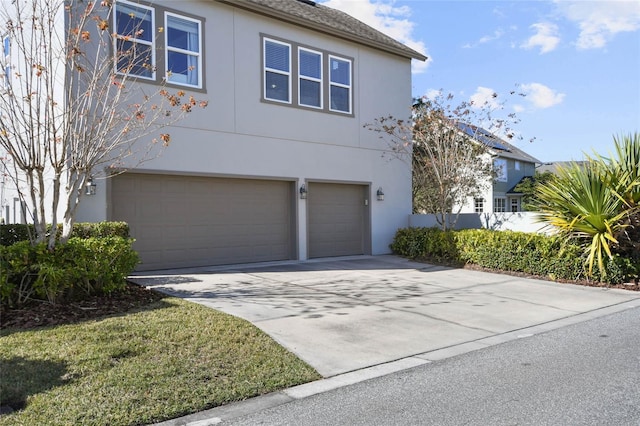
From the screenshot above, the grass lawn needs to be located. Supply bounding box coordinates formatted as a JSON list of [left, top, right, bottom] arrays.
[[0, 297, 321, 425]]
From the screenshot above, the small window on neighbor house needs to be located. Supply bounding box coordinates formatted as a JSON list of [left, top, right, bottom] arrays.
[[329, 55, 351, 113], [510, 198, 520, 212], [494, 158, 508, 182], [494, 197, 506, 213], [474, 198, 484, 213], [515, 161, 521, 171], [298, 47, 322, 108], [264, 39, 291, 103], [2, 36, 9, 88], [165, 13, 202, 88], [114, 0, 155, 79]]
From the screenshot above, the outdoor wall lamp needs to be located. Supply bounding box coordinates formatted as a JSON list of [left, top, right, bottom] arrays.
[[299, 184, 308, 199], [376, 187, 385, 201], [85, 176, 97, 196]]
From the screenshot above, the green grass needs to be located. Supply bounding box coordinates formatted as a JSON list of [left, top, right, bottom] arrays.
[[0, 298, 321, 425]]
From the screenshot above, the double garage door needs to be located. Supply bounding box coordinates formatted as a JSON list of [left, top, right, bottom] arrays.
[[111, 174, 368, 270]]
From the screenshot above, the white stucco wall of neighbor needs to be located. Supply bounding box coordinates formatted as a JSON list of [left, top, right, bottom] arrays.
[[76, 1, 414, 261]]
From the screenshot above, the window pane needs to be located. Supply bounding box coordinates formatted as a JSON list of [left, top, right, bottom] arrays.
[[265, 41, 289, 72], [116, 39, 153, 77], [167, 51, 198, 85], [3, 37, 9, 56], [167, 16, 199, 52], [299, 50, 320, 79], [330, 85, 349, 112], [330, 58, 350, 85], [116, 3, 152, 42], [300, 79, 321, 107], [266, 71, 289, 102]]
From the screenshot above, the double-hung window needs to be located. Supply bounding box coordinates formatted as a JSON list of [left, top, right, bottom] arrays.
[[329, 55, 352, 114], [494, 197, 506, 213], [474, 198, 484, 213], [165, 13, 202, 88], [114, 0, 155, 79], [298, 48, 322, 108], [264, 39, 291, 103], [262, 35, 353, 115]]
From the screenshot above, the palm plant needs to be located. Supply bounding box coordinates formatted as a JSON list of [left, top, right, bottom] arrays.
[[535, 133, 639, 279]]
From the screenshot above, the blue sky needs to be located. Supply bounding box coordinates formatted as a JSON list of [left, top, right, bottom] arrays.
[[320, 0, 640, 162]]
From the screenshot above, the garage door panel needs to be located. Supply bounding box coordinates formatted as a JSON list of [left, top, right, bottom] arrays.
[[112, 174, 294, 270], [308, 183, 368, 258]]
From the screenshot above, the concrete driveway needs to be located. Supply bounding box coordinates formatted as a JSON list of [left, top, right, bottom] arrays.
[[129, 255, 640, 377]]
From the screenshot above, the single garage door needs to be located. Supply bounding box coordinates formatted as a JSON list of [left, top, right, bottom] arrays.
[[111, 173, 295, 270], [308, 182, 369, 258]]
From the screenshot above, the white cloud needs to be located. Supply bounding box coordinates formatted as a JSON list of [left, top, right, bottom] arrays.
[[520, 22, 561, 54], [519, 83, 565, 109], [554, 0, 640, 49], [470, 87, 501, 110], [463, 29, 505, 49], [320, 0, 431, 73]]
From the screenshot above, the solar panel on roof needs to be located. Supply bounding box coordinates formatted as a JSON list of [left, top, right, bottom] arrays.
[[456, 122, 511, 152]]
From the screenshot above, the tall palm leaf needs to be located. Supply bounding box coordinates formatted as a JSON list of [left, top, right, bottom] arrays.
[[535, 162, 628, 277]]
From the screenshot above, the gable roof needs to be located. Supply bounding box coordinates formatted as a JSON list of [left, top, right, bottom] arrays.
[[215, 0, 428, 61], [455, 122, 541, 164]]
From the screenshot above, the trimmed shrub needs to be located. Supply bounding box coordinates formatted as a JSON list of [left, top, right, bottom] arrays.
[[0, 236, 139, 307], [0, 221, 131, 246], [390, 227, 635, 285]]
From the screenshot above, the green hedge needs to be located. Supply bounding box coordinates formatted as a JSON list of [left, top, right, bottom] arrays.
[[0, 236, 139, 307], [0, 221, 131, 246], [390, 227, 637, 285]]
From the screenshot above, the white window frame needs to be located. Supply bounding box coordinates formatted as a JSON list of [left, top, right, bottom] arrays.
[[164, 12, 202, 88], [474, 197, 484, 213], [298, 47, 323, 109], [515, 161, 521, 171], [113, 0, 156, 80], [328, 55, 352, 114], [263, 38, 291, 104], [494, 197, 506, 213]]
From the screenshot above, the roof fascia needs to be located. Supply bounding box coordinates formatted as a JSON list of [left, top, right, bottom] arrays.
[[216, 0, 428, 61]]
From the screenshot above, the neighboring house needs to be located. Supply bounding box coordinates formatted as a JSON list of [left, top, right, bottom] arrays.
[[457, 124, 541, 214], [69, 0, 426, 270]]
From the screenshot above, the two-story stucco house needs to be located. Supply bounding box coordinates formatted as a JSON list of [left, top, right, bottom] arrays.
[[70, 0, 426, 270], [457, 124, 541, 214]]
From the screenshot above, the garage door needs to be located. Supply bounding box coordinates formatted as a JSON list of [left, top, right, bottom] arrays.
[[308, 182, 369, 258], [111, 174, 294, 270]]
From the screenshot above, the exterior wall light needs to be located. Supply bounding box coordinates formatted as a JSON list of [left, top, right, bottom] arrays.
[[85, 176, 97, 196], [376, 187, 384, 201], [299, 184, 308, 199]]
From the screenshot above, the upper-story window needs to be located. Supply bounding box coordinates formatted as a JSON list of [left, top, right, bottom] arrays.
[[262, 34, 353, 116], [113, 1, 204, 89], [264, 39, 291, 103], [298, 48, 322, 108], [165, 13, 202, 88], [494, 158, 508, 182], [114, 0, 155, 79], [329, 56, 351, 113]]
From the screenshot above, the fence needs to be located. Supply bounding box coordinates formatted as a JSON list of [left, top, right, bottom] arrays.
[[408, 212, 552, 234]]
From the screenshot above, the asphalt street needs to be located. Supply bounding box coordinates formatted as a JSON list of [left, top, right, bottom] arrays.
[[225, 306, 640, 426]]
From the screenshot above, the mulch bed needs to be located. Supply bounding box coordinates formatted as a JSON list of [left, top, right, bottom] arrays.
[[0, 282, 165, 331]]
